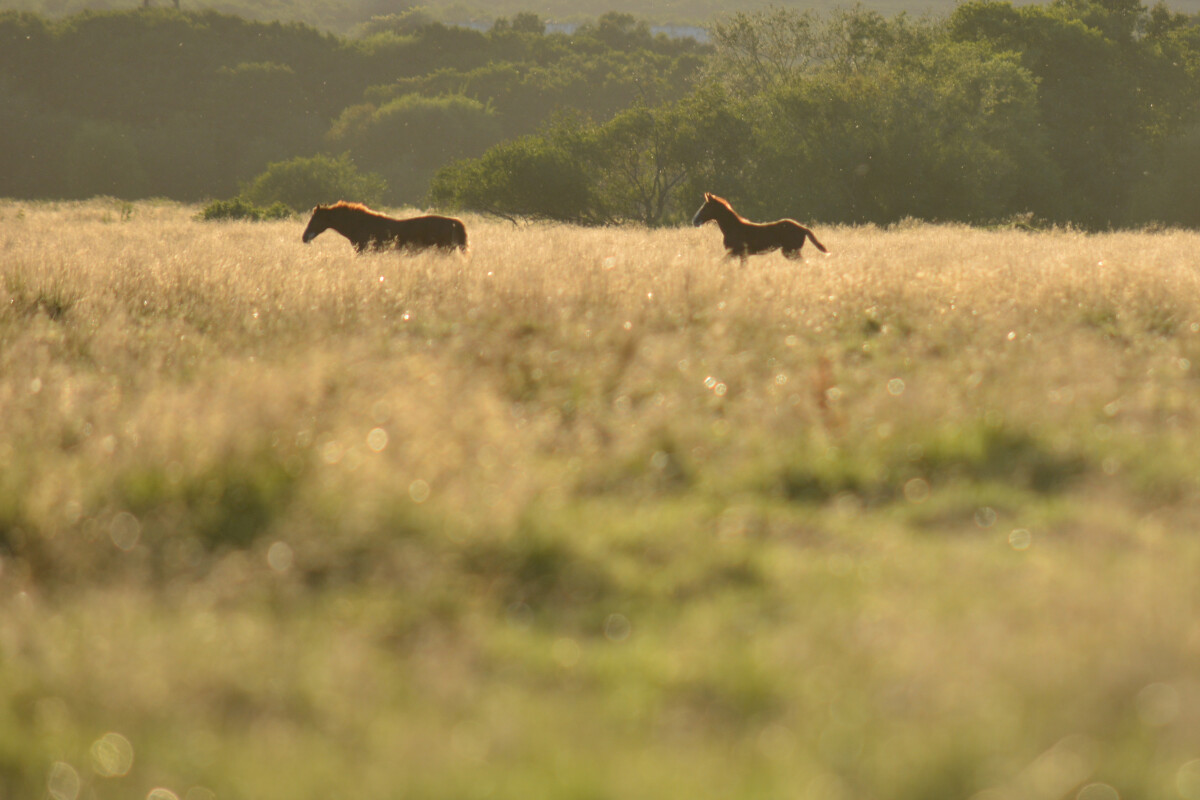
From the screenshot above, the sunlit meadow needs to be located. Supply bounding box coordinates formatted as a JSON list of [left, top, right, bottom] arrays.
[[4, 199, 1200, 800]]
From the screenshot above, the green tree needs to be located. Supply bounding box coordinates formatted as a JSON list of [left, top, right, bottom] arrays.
[[948, 0, 1200, 226], [589, 91, 752, 225], [63, 120, 148, 199], [430, 124, 598, 223], [489, 12, 545, 35], [704, 7, 821, 94], [432, 92, 751, 226], [1128, 125, 1200, 227], [326, 93, 502, 205], [734, 32, 1053, 224], [240, 152, 386, 211]]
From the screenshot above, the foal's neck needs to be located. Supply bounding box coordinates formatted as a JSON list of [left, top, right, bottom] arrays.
[[710, 204, 745, 233]]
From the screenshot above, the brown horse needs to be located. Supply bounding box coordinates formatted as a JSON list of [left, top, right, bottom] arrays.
[[302, 201, 467, 254], [692, 193, 827, 262]]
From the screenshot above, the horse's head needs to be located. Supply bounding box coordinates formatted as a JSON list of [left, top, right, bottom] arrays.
[[302, 205, 331, 243], [692, 192, 726, 227]]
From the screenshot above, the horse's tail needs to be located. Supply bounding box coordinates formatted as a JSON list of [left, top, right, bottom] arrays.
[[452, 219, 469, 259], [806, 228, 829, 254], [451, 219, 468, 251]]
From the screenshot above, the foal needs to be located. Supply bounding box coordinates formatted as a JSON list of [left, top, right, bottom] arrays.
[[692, 193, 827, 263]]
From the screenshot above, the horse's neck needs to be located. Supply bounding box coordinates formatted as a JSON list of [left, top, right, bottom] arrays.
[[329, 209, 362, 234]]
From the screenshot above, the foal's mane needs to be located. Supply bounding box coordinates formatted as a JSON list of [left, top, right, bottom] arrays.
[[706, 193, 748, 223]]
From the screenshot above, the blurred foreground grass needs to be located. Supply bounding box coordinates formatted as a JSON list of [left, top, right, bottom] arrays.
[[4, 200, 1200, 800]]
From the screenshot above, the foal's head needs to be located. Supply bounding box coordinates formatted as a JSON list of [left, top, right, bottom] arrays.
[[692, 192, 738, 227]]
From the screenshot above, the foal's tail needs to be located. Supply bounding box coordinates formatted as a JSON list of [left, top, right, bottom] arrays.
[[805, 227, 829, 254]]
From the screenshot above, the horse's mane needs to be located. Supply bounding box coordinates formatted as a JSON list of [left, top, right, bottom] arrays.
[[323, 200, 390, 219]]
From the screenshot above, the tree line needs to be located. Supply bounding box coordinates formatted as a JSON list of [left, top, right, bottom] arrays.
[[0, 8, 705, 207], [435, 0, 1200, 229], [4, 1, 1200, 228]]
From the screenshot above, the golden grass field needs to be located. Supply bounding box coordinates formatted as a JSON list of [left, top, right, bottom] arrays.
[[4, 198, 1200, 800]]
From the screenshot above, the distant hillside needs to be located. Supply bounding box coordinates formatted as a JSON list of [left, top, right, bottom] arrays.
[[10, 0, 1200, 32]]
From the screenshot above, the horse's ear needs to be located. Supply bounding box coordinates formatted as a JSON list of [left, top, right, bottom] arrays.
[[704, 192, 712, 200]]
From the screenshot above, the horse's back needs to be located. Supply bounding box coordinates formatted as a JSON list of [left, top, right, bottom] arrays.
[[390, 214, 467, 250], [435, 215, 468, 250], [420, 214, 467, 249]]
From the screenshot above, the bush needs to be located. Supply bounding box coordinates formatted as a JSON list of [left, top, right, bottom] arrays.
[[431, 132, 598, 223], [431, 94, 751, 226], [197, 197, 293, 222], [240, 153, 387, 212], [326, 93, 502, 206]]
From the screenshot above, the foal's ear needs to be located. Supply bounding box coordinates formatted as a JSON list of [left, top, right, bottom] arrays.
[[704, 192, 713, 200]]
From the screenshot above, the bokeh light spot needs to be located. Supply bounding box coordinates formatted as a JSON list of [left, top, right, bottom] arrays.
[[267, 541, 294, 573], [903, 477, 930, 504], [90, 731, 134, 777], [1178, 760, 1200, 799], [1076, 783, 1118, 800], [47, 762, 80, 800], [409, 479, 431, 504], [109, 512, 141, 551], [552, 637, 581, 668], [604, 613, 631, 642], [1135, 682, 1180, 727], [1008, 529, 1032, 551], [366, 427, 389, 452], [320, 440, 343, 465]]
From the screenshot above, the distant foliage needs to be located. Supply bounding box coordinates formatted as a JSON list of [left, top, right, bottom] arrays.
[[0, 8, 707, 204], [351, 8, 439, 37], [489, 12, 546, 34], [431, 128, 599, 223], [326, 93, 502, 206], [440, 2, 1200, 228], [197, 197, 293, 222], [239, 153, 386, 211], [5, 3, 1200, 226], [62, 120, 148, 200], [433, 90, 752, 226]]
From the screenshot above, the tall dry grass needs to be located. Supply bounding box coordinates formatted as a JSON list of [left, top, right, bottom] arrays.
[[4, 198, 1200, 800]]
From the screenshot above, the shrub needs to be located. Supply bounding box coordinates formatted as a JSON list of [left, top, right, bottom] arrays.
[[197, 197, 293, 222], [240, 153, 387, 212], [430, 132, 598, 223], [326, 93, 502, 206]]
